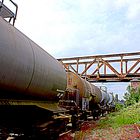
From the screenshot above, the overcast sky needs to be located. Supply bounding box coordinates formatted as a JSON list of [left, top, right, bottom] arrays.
[[11, 0, 140, 99]]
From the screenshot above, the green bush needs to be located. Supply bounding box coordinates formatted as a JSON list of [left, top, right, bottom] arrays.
[[98, 102, 140, 128], [123, 86, 140, 107], [115, 102, 124, 111]]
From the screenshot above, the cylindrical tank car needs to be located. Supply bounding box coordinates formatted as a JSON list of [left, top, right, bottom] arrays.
[[0, 16, 66, 101]]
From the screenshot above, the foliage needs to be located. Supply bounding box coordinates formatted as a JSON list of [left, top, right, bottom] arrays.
[[98, 102, 140, 129], [115, 102, 124, 111], [123, 85, 140, 107]]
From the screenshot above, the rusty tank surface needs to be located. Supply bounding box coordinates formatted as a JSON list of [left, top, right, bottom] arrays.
[[66, 71, 101, 103], [0, 16, 67, 101], [66, 71, 110, 110]]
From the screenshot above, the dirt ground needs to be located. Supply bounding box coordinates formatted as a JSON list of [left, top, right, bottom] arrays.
[[59, 121, 140, 140]]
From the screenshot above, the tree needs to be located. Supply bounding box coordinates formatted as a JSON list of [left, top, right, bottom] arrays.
[[123, 85, 140, 107]]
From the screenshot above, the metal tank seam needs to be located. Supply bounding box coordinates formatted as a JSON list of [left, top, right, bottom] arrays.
[[25, 40, 35, 90], [8, 20, 36, 91]]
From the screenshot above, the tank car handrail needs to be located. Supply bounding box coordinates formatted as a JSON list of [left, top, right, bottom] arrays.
[[9, 0, 18, 25], [0, 0, 4, 9], [0, 0, 18, 25]]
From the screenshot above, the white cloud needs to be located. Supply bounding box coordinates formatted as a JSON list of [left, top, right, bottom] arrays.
[[127, 3, 140, 19], [114, 0, 140, 20]]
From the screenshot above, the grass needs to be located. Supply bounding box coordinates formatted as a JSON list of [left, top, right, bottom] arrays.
[[98, 102, 140, 129], [73, 102, 140, 139]]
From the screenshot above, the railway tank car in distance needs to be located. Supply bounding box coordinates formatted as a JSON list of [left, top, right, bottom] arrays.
[[59, 71, 115, 116], [0, 15, 67, 101]]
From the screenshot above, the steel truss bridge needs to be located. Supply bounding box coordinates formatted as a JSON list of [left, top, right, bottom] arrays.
[[58, 52, 140, 82]]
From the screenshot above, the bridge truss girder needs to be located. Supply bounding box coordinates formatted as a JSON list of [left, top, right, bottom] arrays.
[[58, 52, 140, 82]]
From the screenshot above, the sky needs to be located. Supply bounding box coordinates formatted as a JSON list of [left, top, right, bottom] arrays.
[[9, 0, 140, 99], [14, 0, 140, 58]]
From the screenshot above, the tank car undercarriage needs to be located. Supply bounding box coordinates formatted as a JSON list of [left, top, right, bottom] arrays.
[[0, 100, 71, 140], [0, 99, 114, 140]]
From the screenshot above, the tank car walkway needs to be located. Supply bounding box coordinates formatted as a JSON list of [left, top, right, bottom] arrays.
[[0, 0, 18, 25]]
